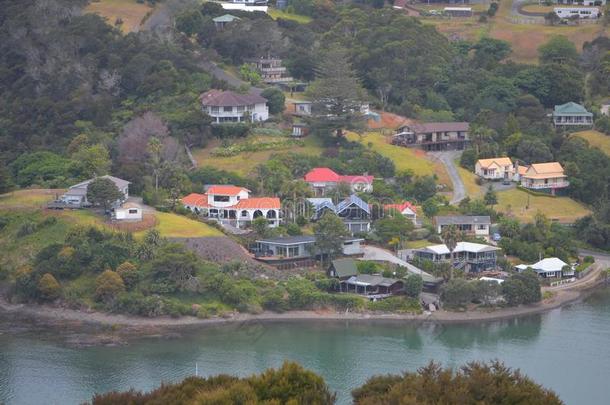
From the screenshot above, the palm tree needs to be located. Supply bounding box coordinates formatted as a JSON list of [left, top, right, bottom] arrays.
[[280, 180, 312, 222], [441, 224, 462, 280]]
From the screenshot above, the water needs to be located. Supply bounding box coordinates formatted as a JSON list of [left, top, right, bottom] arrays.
[[1, 288, 610, 405]]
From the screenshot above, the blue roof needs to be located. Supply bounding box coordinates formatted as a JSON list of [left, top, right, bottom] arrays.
[[336, 194, 370, 215], [307, 198, 336, 212]]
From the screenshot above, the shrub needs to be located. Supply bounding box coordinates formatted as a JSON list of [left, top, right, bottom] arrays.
[[441, 279, 474, 308], [116, 261, 139, 290], [37, 273, 61, 302], [95, 270, 126, 304], [404, 274, 423, 298], [16, 221, 37, 237], [367, 296, 421, 313], [211, 123, 250, 138], [13, 265, 37, 299], [357, 261, 380, 274]]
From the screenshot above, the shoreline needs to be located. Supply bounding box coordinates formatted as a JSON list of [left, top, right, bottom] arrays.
[[1, 279, 605, 334]]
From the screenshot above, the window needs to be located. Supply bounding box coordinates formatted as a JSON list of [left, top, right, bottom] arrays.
[[223, 106, 233, 112], [236, 106, 244, 113], [213, 195, 230, 202], [211, 107, 219, 114], [128, 209, 138, 214], [241, 210, 248, 217]]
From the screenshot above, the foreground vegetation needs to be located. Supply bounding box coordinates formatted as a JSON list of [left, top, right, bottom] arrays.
[[89, 360, 563, 404]]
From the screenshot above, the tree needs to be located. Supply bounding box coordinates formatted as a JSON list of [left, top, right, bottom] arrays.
[[71, 144, 111, 178], [440, 225, 462, 280], [116, 261, 139, 290], [472, 279, 502, 306], [260, 88, 286, 115], [147, 244, 201, 292], [472, 37, 512, 70], [307, 45, 367, 139], [374, 214, 414, 247], [404, 274, 423, 298], [503, 270, 541, 306], [252, 216, 270, 237], [539, 36, 579, 66], [37, 273, 61, 302], [95, 270, 125, 304], [352, 361, 562, 404], [314, 212, 349, 266], [86, 177, 124, 211], [484, 185, 498, 206], [422, 198, 439, 218], [441, 278, 473, 308]]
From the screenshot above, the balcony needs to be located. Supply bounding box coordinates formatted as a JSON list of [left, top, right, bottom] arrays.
[[523, 180, 570, 190]]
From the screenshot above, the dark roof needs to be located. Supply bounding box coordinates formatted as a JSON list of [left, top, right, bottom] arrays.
[[343, 274, 402, 287], [256, 236, 316, 245], [200, 90, 267, 107], [336, 194, 370, 215], [409, 122, 469, 134], [434, 215, 491, 226], [331, 258, 358, 278]]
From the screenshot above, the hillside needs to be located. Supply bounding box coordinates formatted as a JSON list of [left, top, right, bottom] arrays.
[[572, 130, 610, 156], [84, 0, 154, 33]]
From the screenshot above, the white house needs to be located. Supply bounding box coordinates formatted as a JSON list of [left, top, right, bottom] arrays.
[[475, 157, 515, 180], [114, 202, 143, 221], [413, 242, 500, 273], [554, 6, 601, 19], [383, 202, 417, 224], [200, 90, 269, 123], [60, 175, 130, 207], [182, 185, 281, 228], [552, 102, 594, 127], [554, 0, 606, 5], [520, 162, 569, 194], [515, 257, 572, 278], [434, 215, 491, 239]]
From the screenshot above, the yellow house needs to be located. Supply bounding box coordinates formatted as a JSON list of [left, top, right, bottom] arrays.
[[521, 162, 569, 194], [475, 157, 514, 180]]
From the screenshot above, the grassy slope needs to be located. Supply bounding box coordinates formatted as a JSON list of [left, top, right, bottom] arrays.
[[268, 9, 312, 24], [346, 132, 453, 189], [85, 0, 153, 33], [572, 130, 610, 156], [495, 188, 590, 223], [192, 135, 325, 175], [423, 0, 609, 64]]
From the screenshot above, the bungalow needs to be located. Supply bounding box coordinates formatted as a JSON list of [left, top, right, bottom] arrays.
[[200, 90, 269, 123], [340, 274, 404, 297], [114, 202, 142, 221], [515, 257, 572, 278], [328, 258, 359, 279], [246, 56, 293, 84], [475, 157, 514, 181], [307, 194, 371, 235], [393, 122, 470, 151], [520, 162, 569, 194], [59, 175, 130, 207], [212, 14, 240, 30], [413, 241, 500, 273], [182, 185, 281, 228], [554, 6, 601, 19], [254, 235, 364, 259], [552, 102, 593, 127], [304, 167, 374, 196], [434, 215, 491, 239], [384, 201, 417, 224]]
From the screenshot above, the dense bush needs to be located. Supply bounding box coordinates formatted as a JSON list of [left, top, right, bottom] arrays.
[[441, 279, 474, 308], [502, 270, 541, 306]]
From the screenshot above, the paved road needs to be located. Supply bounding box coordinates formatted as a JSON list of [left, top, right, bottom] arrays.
[[428, 151, 466, 205], [361, 245, 437, 282]]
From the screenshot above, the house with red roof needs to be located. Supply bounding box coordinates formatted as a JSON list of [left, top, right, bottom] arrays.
[[182, 185, 281, 228], [200, 89, 269, 124], [384, 201, 417, 224], [304, 167, 374, 196]]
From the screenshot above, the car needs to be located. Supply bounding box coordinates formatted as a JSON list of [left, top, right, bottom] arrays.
[[492, 233, 501, 242], [502, 179, 511, 185]]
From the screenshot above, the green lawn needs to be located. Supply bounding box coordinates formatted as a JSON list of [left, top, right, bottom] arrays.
[[268, 9, 312, 24], [495, 188, 590, 223], [142, 212, 223, 238], [455, 161, 484, 199], [192, 135, 325, 176], [0, 189, 63, 210], [85, 0, 153, 33], [572, 130, 610, 156]]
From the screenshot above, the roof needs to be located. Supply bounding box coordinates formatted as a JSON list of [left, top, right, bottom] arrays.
[[212, 14, 240, 22], [409, 122, 469, 134], [417, 241, 500, 255], [235, 197, 280, 209], [553, 102, 592, 116], [435, 215, 491, 226], [517, 165, 528, 175], [331, 258, 358, 278], [70, 175, 130, 191], [343, 274, 402, 288], [523, 162, 566, 179], [444, 7, 472, 11], [336, 194, 370, 215], [256, 235, 316, 245], [200, 90, 267, 107], [477, 157, 512, 169], [120, 202, 141, 209], [384, 202, 416, 215], [206, 185, 250, 196], [304, 168, 373, 184], [516, 257, 568, 273], [304, 168, 341, 182], [182, 193, 209, 207]]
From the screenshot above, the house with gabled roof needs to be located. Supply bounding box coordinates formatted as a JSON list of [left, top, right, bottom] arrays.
[[413, 241, 500, 273], [384, 201, 417, 223], [200, 89, 268, 123], [307, 195, 371, 235], [182, 185, 280, 228], [552, 102, 593, 127], [304, 167, 374, 196], [521, 162, 569, 194], [434, 215, 491, 239], [393, 122, 470, 151], [515, 257, 572, 279], [475, 157, 515, 180], [59, 175, 130, 207]]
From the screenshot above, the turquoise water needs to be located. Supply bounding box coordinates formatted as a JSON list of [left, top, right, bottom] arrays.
[[1, 288, 610, 405]]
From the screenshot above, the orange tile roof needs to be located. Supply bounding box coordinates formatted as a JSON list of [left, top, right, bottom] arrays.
[[236, 197, 281, 210], [182, 193, 209, 207], [477, 157, 512, 168], [384, 202, 416, 214], [529, 162, 564, 175], [206, 185, 250, 196]]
